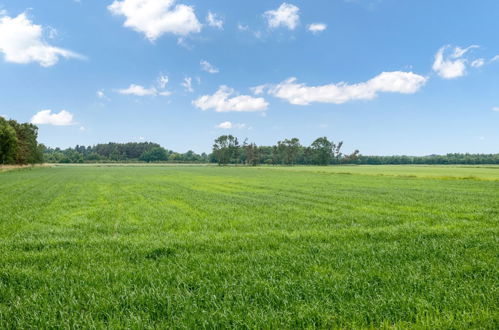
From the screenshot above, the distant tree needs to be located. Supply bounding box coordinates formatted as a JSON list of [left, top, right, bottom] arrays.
[[212, 135, 239, 165], [332, 141, 344, 164], [310, 137, 333, 165], [342, 150, 360, 164], [0, 117, 18, 164], [7, 120, 42, 164], [276, 138, 301, 165], [139, 147, 169, 163], [244, 142, 259, 166]]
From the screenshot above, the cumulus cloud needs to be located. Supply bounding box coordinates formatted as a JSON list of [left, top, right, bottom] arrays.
[[108, 0, 202, 41], [0, 13, 83, 67], [264, 3, 300, 30], [432, 45, 478, 79], [206, 11, 223, 29], [194, 86, 268, 112], [308, 23, 327, 33], [31, 110, 75, 126], [217, 121, 247, 129], [263, 71, 427, 105], [200, 60, 219, 74]]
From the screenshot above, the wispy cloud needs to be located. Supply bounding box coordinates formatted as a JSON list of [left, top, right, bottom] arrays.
[[200, 60, 219, 74]]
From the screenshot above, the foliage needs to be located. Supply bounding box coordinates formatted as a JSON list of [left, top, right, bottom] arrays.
[[212, 135, 240, 165], [0, 117, 43, 165], [43, 142, 209, 164], [211, 135, 499, 165], [139, 147, 169, 163]]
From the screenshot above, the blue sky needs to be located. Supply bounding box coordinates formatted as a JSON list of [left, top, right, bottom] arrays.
[[0, 0, 498, 155]]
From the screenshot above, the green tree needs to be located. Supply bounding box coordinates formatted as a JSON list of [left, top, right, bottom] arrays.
[[276, 138, 301, 165], [212, 135, 239, 165], [0, 117, 18, 164], [139, 147, 169, 163], [244, 142, 259, 166], [310, 137, 333, 165]]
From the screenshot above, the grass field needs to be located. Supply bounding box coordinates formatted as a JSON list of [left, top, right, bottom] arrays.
[[0, 165, 497, 328]]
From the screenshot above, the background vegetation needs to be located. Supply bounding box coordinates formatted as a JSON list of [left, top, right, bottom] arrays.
[[0, 117, 43, 165], [1, 120, 498, 165]]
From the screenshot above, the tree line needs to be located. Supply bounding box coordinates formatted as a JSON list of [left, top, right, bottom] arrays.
[[43, 143, 209, 163], [0, 117, 43, 164], [1, 120, 498, 165], [212, 135, 359, 165]]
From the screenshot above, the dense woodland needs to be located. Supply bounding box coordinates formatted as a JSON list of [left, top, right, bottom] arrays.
[[0, 117, 44, 165], [1, 119, 498, 165]]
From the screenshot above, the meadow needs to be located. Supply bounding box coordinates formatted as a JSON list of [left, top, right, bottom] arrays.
[[0, 165, 497, 328]]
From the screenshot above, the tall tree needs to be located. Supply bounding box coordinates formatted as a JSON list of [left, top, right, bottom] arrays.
[[244, 142, 259, 166], [310, 137, 333, 165], [212, 135, 239, 165], [276, 138, 301, 165], [0, 117, 18, 164]]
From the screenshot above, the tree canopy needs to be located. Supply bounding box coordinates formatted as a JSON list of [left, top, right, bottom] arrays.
[[0, 117, 43, 165]]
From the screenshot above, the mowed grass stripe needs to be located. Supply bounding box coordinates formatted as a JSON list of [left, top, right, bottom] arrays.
[[0, 165, 497, 328]]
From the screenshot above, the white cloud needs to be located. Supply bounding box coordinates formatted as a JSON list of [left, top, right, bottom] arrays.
[[206, 11, 223, 29], [194, 86, 268, 112], [31, 110, 75, 126], [238, 24, 249, 31], [97, 90, 106, 99], [264, 3, 300, 30], [490, 55, 499, 63], [0, 13, 83, 67], [432, 45, 478, 79], [251, 84, 267, 95], [471, 58, 485, 68], [117, 84, 169, 96], [182, 77, 193, 92], [265, 71, 427, 105], [200, 60, 219, 74], [79, 126, 86, 131], [157, 74, 169, 89], [492, 107, 499, 112], [217, 121, 247, 130], [308, 23, 327, 33], [108, 0, 202, 41]]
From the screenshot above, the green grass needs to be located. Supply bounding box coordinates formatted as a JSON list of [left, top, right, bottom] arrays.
[[0, 165, 497, 328]]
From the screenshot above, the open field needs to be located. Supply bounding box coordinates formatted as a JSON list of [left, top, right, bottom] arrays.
[[0, 165, 498, 328]]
